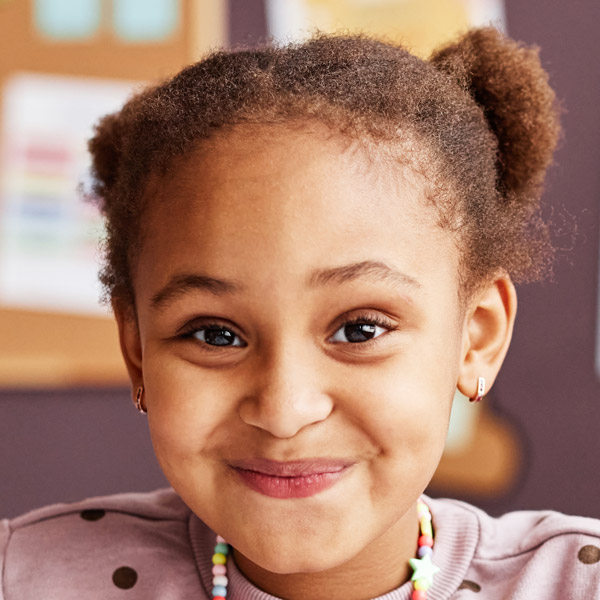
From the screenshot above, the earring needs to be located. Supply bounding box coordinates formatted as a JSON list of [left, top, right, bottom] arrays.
[[134, 386, 147, 414], [469, 377, 486, 403]]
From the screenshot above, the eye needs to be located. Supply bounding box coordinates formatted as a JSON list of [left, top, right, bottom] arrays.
[[181, 323, 246, 349], [329, 314, 395, 344]]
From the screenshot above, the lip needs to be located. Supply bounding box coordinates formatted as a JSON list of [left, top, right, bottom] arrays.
[[229, 458, 355, 499]]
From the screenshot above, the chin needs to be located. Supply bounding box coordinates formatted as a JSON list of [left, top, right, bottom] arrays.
[[236, 530, 359, 574]]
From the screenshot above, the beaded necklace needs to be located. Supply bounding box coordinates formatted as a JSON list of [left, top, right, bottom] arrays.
[[211, 535, 229, 599], [210, 499, 439, 600], [409, 500, 440, 599]]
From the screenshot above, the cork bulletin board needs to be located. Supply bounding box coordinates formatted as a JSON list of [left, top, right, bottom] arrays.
[[0, 0, 227, 387]]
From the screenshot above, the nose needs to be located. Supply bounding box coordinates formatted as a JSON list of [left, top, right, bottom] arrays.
[[238, 346, 334, 439]]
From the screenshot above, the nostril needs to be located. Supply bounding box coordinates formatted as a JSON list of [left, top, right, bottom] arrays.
[[237, 392, 333, 439]]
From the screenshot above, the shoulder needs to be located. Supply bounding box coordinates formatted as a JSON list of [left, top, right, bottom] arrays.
[[1, 488, 208, 600], [7, 486, 190, 528], [428, 496, 600, 599]]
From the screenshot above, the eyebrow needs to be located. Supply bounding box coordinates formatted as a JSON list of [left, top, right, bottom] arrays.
[[307, 260, 421, 291], [150, 260, 420, 310]]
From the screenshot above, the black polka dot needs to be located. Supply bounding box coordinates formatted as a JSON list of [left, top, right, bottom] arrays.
[[112, 566, 138, 589], [80, 509, 106, 521], [578, 545, 600, 564], [458, 580, 481, 592]]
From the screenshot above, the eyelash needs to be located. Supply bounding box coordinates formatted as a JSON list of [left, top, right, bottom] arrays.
[[178, 313, 397, 352]]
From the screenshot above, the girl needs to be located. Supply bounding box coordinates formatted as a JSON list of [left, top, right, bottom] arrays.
[[2, 27, 599, 600]]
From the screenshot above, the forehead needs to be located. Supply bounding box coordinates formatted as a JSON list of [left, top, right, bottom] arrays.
[[147, 123, 437, 231], [137, 124, 459, 302]]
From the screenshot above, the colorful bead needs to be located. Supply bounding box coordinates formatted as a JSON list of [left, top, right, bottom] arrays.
[[215, 542, 229, 555], [409, 555, 441, 584], [208, 501, 439, 600], [409, 500, 439, 600], [414, 578, 431, 591], [420, 520, 433, 537], [212, 537, 229, 599], [419, 510, 432, 522]]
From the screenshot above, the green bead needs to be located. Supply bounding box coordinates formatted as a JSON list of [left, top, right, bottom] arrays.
[[215, 543, 229, 555]]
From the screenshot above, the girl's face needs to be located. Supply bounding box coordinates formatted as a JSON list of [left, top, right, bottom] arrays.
[[124, 125, 466, 575]]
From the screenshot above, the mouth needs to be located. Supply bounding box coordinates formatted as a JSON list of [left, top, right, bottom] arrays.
[[228, 458, 355, 499]]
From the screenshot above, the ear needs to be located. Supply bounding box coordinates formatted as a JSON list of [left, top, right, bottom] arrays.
[[113, 301, 143, 388], [457, 273, 517, 399]]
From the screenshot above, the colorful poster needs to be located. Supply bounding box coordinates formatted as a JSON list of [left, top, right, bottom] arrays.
[[0, 73, 140, 315], [266, 0, 506, 56]]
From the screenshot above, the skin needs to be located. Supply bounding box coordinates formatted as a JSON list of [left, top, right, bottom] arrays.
[[116, 124, 517, 600]]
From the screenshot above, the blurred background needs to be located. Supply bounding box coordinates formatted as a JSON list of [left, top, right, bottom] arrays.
[[0, 0, 598, 520]]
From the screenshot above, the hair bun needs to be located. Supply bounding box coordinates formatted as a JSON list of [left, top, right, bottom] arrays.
[[430, 27, 561, 200]]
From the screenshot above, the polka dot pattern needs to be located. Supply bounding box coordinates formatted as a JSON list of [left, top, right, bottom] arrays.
[[112, 566, 138, 589], [79, 510, 140, 591], [80, 509, 106, 521], [458, 580, 481, 592], [578, 545, 600, 564]]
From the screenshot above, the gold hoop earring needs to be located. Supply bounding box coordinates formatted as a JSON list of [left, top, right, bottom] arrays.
[[134, 386, 147, 414]]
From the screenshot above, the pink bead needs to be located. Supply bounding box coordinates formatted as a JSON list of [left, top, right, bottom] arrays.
[[412, 590, 427, 600], [419, 510, 432, 522], [418, 535, 433, 548], [212, 564, 227, 576], [216, 535, 227, 544]]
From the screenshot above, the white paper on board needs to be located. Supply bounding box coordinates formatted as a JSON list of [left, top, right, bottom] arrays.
[[0, 73, 142, 315]]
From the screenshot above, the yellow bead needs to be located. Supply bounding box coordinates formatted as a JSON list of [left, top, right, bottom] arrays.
[[212, 553, 227, 565], [414, 578, 431, 591], [420, 519, 433, 537]]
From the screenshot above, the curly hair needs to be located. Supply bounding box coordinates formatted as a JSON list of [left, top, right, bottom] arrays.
[[88, 27, 560, 310]]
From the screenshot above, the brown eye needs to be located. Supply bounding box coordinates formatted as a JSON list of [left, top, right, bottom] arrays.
[[329, 315, 392, 344], [341, 323, 378, 342], [184, 324, 246, 347]]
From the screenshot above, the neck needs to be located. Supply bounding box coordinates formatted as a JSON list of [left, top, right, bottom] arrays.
[[232, 502, 420, 600]]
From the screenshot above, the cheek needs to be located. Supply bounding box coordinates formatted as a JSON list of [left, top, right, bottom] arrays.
[[344, 363, 453, 451], [142, 353, 233, 469], [341, 336, 458, 487]]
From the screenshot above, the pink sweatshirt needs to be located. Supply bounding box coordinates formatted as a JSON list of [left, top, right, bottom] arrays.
[[2, 487, 600, 599]]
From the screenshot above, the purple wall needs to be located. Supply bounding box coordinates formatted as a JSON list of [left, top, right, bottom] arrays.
[[491, 0, 600, 517], [0, 388, 167, 518], [2, 0, 600, 520], [228, 0, 268, 45]]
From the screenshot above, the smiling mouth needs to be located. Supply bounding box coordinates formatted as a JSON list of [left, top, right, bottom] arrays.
[[228, 458, 355, 499]]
